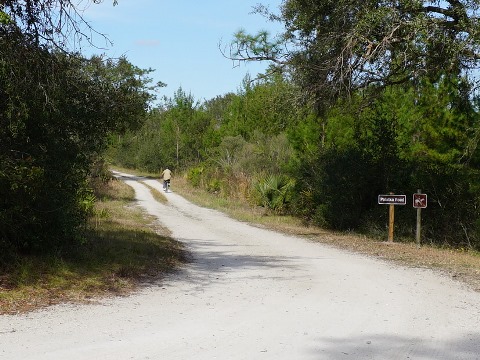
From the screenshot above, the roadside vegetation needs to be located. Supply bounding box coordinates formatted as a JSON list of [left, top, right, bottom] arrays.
[[0, 177, 187, 315]]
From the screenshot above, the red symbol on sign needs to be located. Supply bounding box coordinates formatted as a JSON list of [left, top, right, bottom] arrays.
[[413, 194, 427, 208]]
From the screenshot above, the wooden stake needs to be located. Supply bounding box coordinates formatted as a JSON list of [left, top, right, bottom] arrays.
[[388, 203, 395, 242]]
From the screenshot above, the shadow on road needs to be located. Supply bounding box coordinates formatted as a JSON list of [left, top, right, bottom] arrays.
[[155, 238, 328, 292], [310, 333, 480, 360]]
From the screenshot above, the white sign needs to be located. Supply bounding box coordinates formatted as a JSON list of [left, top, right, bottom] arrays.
[[378, 195, 407, 205]]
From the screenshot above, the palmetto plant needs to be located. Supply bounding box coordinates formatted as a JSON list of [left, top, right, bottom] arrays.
[[253, 174, 295, 213]]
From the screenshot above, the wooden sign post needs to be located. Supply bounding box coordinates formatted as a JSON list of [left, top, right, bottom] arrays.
[[388, 203, 395, 242], [378, 194, 406, 242]]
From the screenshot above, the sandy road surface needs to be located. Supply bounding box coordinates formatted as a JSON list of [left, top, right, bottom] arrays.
[[1, 171, 480, 359]]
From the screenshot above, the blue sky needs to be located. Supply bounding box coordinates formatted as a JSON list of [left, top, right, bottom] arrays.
[[81, 0, 284, 103]]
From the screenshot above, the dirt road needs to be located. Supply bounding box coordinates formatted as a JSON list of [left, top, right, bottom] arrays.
[[1, 171, 479, 359]]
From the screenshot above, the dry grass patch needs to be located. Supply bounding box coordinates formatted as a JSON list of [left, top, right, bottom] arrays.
[[143, 183, 168, 204], [0, 178, 187, 315]]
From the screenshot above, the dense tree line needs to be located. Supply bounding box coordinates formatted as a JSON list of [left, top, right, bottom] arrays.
[[0, 1, 155, 259]]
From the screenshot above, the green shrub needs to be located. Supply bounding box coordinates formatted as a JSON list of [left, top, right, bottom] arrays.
[[187, 166, 204, 187], [252, 174, 295, 213], [207, 179, 221, 193]]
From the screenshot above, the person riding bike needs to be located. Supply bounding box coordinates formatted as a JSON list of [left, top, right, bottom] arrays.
[[161, 168, 172, 192]]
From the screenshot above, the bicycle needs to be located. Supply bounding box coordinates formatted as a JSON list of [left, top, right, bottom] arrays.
[[163, 179, 170, 192]]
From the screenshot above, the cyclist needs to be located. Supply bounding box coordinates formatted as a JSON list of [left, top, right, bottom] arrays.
[[161, 168, 172, 192]]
